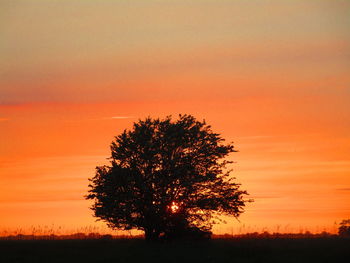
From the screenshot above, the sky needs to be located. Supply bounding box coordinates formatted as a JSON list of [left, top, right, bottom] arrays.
[[0, 0, 349, 235]]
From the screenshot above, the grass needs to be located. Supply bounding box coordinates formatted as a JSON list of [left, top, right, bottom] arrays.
[[0, 237, 349, 263]]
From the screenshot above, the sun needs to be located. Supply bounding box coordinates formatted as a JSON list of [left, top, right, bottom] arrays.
[[170, 201, 179, 213]]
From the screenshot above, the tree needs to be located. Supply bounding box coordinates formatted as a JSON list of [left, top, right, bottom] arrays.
[[86, 114, 249, 241], [338, 219, 350, 237]]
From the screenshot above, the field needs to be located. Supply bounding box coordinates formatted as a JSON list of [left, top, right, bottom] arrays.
[[0, 237, 349, 263]]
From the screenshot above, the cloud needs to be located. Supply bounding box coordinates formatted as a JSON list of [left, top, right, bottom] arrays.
[[239, 135, 275, 140], [336, 188, 350, 191], [83, 116, 134, 121], [111, 116, 133, 119], [252, 195, 282, 199], [0, 118, 9, 122]]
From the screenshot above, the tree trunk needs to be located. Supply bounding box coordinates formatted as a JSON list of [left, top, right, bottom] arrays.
[[144, 228, 160, 241]]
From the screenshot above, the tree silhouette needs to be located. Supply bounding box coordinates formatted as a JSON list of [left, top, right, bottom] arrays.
[[338, 219, 350, 237], [86, 115, 249, 240]]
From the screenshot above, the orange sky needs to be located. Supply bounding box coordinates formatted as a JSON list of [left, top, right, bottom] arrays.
[[0, 0, 349, 235]]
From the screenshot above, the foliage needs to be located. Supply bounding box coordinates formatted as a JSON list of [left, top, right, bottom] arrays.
[[86, 115, 249, 240], [338, 219, 350, 237]]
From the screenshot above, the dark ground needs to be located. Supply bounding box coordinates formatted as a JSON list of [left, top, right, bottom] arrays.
[[0, 238, 349, 263]]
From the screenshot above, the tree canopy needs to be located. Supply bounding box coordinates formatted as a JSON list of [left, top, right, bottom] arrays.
[[86, 115, 249, 240], [338, 219, 350, 237]]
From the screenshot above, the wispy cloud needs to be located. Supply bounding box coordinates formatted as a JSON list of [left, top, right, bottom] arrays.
[[0, 118, 9, 122], [251, 195, 282, 199], [336, 188, 350, 191], [239, 133, 320, 140], [111, 116, 133, 119], [239, 135, 275, 140], [81, 116, 135, 121]]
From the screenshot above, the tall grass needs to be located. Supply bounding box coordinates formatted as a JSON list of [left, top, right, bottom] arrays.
[[0, 228, 339, 241]]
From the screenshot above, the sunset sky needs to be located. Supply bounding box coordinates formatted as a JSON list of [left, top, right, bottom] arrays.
[[1, 0, 349, 235]]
